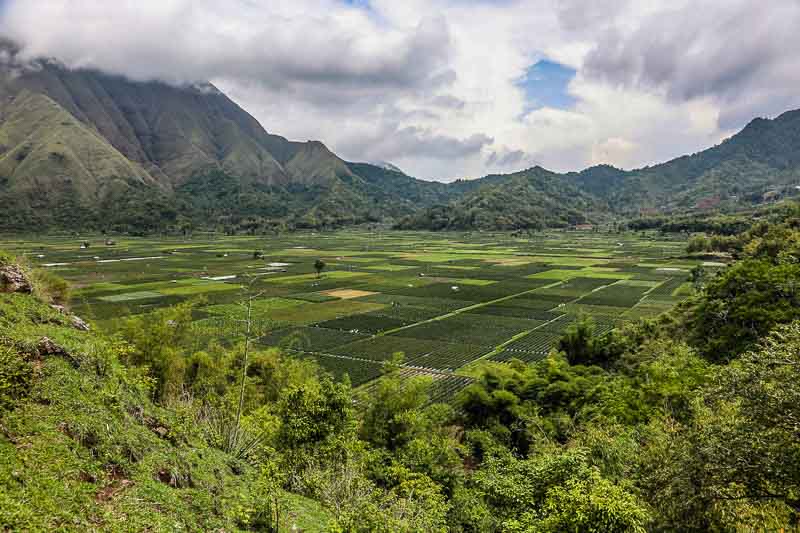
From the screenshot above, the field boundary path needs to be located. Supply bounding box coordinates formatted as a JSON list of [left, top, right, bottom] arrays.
[[348, 278, 625, 382]]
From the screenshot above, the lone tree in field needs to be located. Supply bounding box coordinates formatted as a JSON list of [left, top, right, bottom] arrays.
[[314, 258, 326, 278]]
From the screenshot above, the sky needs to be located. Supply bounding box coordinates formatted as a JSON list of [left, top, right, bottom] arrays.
[[1, 0, 798, 182]]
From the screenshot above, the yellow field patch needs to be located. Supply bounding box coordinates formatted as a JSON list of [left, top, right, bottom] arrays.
[[323, 289, 379, 300]]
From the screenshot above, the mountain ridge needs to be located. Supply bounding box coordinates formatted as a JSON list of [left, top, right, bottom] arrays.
[[403, 111, 800, 229], [1, 42, 799, 232], [0, 50, 440, 230]]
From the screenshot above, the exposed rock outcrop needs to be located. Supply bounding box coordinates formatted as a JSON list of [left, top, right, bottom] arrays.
[[0, 265, 33, 294], [70, 315, 91, 332], [34, 336, 79, 367], [50, 304, 91, 331]]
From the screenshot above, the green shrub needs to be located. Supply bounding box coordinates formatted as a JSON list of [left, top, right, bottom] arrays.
[[0, 250, 70, 305], [30, 269, 71, 305], [0, 250, 13, 267], [0, 345, 32, 412]]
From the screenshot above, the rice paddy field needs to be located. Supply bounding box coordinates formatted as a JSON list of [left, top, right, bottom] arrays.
[[3, 229, 706, 393]]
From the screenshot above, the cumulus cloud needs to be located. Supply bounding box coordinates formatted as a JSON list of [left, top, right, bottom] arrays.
[[486, 148, 537, 170], [581, 0, 800, 127], [339, 123, 493, 161], [590, 137, 637, 168], [430, 94, 466, 109], [1, 1, 453, 95], [0, 0, 796, 180]]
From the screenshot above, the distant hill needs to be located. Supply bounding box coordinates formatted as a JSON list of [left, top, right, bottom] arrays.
[[1, 39, 799, 232], [564, 110, 800, 212], [402, 111, 800, 230], [395, 167, 608, 230]]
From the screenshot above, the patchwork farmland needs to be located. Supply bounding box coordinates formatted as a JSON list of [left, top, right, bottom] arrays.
[[3, 230, 705, 392]]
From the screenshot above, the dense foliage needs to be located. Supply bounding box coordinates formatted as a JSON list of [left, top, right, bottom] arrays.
[[2, 205, 800, 529]]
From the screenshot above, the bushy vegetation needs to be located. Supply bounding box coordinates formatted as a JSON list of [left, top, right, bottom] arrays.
[[628, 212, 754, 235], [2, 206, 800, 530]]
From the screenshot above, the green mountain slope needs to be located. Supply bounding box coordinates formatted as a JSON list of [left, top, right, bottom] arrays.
[[0, 90, 176, 230], [566, 110, 800, 211], [0, 91, 156, 195], [396, 166, 609, 230], [0, 276, 332, 530], [4, 58, 357, 189], [345, 162, 455, 212]]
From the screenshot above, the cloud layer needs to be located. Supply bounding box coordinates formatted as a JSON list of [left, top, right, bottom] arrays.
[[582, 0, 800, 128], [1, 0, 797, 181]]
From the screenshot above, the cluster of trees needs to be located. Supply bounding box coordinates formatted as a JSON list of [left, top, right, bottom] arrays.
[[3, 202, 800, 529], [446, 203, 800, 529], [683, 202, 800, 257], [0, 168, 391, 235], [628, 213, 754, 235], [0, 185, 181, 235], [90, 202, 800, 530]]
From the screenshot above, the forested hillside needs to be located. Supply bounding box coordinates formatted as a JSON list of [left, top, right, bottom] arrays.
[[395, 166, 609, 230], [2, 204, 799, 530], [3, 38, 800, 233], [565, 109, 800, 212], [400, 111, 800, 230]]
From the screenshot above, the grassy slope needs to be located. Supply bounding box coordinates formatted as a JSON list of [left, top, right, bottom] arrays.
[[7, 59, 360, 191], [0, 91, 155, 199], [9, 64, 285, 187], [0, 289, 330, 531]]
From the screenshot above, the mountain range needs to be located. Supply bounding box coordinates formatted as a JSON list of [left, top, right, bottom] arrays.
[[1, 41, 799, 232]]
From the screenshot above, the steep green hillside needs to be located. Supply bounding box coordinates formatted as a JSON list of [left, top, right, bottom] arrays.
[[4, 59, 360, 189], [0, 263, 332, 530], [0, 90, 155, 194], [0, 90, 176, 231]]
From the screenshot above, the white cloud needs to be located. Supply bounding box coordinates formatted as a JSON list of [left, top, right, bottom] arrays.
[[1, 0, 795, 181]]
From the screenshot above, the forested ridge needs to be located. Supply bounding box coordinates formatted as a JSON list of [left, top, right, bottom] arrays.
[[1, 204, 800, 530], [3, 43, 800, 234]]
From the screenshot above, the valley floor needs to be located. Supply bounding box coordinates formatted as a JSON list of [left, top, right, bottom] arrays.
[[2, 229, 701, 393]]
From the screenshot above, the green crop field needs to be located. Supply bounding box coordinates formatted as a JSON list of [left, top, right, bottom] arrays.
[[2, 229, 706, 390]]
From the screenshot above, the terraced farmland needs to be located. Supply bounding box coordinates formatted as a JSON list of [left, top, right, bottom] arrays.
[[3, 229, 709, 390]]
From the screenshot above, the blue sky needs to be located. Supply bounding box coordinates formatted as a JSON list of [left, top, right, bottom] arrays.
[[340, 0, 371, 9], [518, 59, 577, 114]]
